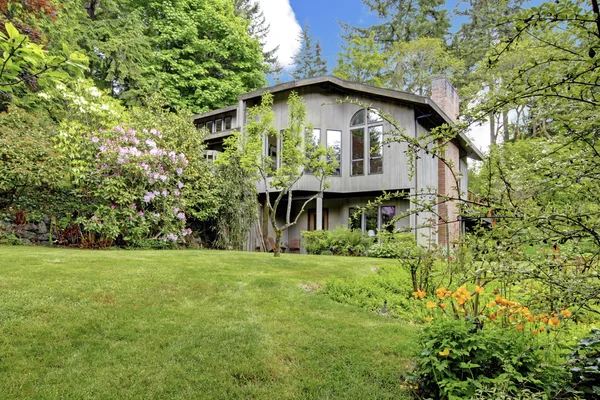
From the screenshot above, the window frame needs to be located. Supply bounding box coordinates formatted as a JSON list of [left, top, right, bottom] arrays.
[[349, 108, 384, 176], [348, 205, 396, 233], [326, 129, 342, 176]]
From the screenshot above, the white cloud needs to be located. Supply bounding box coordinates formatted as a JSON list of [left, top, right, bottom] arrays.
[[256, 0, 302, 68]]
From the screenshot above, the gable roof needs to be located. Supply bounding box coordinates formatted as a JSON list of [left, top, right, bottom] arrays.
[[194, 76, 484, 160]]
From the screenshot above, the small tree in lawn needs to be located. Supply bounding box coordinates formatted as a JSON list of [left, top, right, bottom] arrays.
[[219, 91, 336, 257]]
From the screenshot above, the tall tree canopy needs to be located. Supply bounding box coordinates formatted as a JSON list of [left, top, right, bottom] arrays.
[[291, 22, 328, 80], [341, 0, 451, 46]]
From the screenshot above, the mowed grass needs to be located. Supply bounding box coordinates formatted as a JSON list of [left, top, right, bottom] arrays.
[[0, 246, 418, 399]]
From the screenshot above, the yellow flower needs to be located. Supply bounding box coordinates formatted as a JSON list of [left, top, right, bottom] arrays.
[[426, 301, 437, 309], [560, 309, 572, 317], [412, 289, 427, 299], [475, 285, 484, 294], [436, 287, 450, 299], [424, 317, 433, 322], [439, 349, 450, 357], [549, 317, 560, 326]]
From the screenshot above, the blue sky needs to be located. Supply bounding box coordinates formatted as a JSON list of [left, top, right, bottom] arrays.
[[287, 0, 464, 72]]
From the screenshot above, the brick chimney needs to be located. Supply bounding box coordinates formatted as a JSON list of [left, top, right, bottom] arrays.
[[430, 77, 461, 246], [430, 77, 459, 122]]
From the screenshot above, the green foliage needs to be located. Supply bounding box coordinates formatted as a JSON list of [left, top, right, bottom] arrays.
[[389, 37, 464, 96], [302, 227, 373, 256], [566, 328, 600, 398], [407, 318, 566, 399], [333, 32, 388, 86], [0, 22, 87, 109], [291, 21, 327, 79], [342, 0, 450, 45], [140, 0, 267, 113], [0, 106, 64, 209], [367, 231, 415, 258], [322, 264, 412, 315], [301, 229, 332, 255]]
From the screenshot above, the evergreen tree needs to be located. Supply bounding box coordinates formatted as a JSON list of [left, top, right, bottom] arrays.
[[291, 22, 328, 80], [234, 0, 283, 80], [333, 32, 389, 86], [341, 0, 451, 47]]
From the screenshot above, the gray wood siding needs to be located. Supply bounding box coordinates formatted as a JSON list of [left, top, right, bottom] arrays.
[[260, 88, 415, 194]]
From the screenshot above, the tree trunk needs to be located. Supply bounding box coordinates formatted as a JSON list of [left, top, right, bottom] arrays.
[[274, 230, 282, 257], [489, 113, 496, 145], [503, 110, 510, 142], [262, 200, 269, 252]]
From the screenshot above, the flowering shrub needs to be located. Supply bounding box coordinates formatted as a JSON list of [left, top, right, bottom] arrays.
[[72, 125, 192, 246], [407, 285, 577, 398]]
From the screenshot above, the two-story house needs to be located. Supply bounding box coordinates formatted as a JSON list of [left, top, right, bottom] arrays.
[[192, 76, 483, 250]]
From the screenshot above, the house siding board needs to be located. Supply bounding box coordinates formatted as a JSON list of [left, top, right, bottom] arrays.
[[414, 122, 438, 245], [258, 88, 414, 194]]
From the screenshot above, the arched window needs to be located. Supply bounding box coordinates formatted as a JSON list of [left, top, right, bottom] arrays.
[[350, 108, 383, 176]]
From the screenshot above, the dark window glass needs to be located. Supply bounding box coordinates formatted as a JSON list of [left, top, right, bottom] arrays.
[[327, 130, 341, 176], [206, 121, 213, 133], [351, 128, 364, 175], [215, 119, 223, 132], [224, 116, 232, 130], [196, 122, 204, 130], [381, 206, 395, 232], [350, 109, 365, 126], [369, 125, 383, 174], [305, 128, 320, 174]]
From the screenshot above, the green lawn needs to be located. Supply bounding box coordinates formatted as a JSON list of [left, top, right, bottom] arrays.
[[0, 246, 417, 399]]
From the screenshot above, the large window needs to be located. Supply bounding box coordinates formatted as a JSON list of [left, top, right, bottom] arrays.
[[327, 130, 341, 176], [205, 120, 213, 133], [350, 108, 383, 175], [348, 205, 396, 233], [224, 116, 232, 130], [215, 119, 223, 132], [305, 128, 321, 175]]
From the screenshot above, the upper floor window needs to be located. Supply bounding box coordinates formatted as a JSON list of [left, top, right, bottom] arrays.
[[327, 130, 341, 176], [350, 108, 383, 176], [224, 116, 232, 130], [206, 120, 213, 133], [305, 128, 321, 175], [215, 119, 223, 132]]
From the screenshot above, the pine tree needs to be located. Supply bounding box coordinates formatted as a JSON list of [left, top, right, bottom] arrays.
[[340, 0, 451, 48], [291, 22, 328, 80], [234, 0, 283, 80]]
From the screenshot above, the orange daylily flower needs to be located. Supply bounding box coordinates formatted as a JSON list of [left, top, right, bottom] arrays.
[[489, 313, 497, 320], [549, 317, 560, 326], [560, 309, 572, 317], [436, 287, 451, 299], [412, 289, 427, 299], [515, 324, 524, 331], [439, 303, 447, 309], [474, 285, 484, 294], [532, 329, 539, 336], [426, 301, 437, 309]]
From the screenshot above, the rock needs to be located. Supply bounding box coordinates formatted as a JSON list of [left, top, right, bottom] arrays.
[[37, 221, 48, 234], [42, 216, 50, 225], [39, 241, 51, 247], [37, 233, 49, 241], [22, 239, 31, 245], [18, 231, 36, 240], [25, 223, 38, 231]]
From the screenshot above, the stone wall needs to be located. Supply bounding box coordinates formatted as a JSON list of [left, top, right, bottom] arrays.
[[1, 217, 52, 246]]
